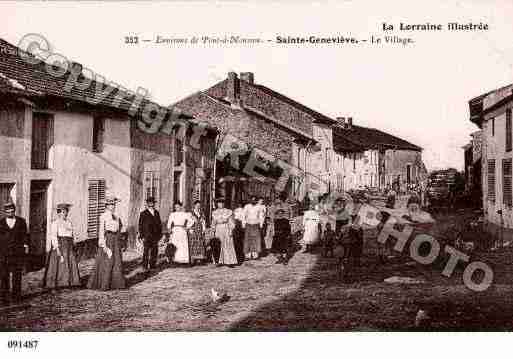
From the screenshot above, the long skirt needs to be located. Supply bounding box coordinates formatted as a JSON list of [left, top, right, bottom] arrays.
[[272, 219, 291, 254], [302, 221, 320, 245], [87, 232, 126, 291], [216, 223, 237, 265], [43, 236, 81, 289], [244, 224, 262, 254], [171, 227, 190, 264], [189, 223, 206, 261], [233, 220, 245, 263]]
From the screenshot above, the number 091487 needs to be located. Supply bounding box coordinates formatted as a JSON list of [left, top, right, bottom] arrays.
[[7, 340, 39, 349]]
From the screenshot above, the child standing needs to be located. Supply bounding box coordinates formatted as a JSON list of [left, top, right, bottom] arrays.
[[323, 222, 336, 257]]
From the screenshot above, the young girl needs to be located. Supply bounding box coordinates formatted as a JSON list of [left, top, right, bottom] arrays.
[[322, 222, 336, 258]]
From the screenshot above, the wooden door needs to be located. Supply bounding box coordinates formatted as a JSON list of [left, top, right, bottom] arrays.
[[29, 181, 49, 270], [0, 183, 14, 211]]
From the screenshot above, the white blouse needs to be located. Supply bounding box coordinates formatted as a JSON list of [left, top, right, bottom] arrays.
[[47, 218, 74, 252], [167, 211, 194, 230], [99, 210, 122, 246], [243, 204, 265, 226]]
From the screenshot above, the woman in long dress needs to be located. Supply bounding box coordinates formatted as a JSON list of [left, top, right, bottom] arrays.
[[167, 202, 193, 264], [189, 200, 207, 265], [212, 198, 238, 267], [88, 196, 126, 290], [43, 203, 81, 289], [302, 203, 320, 253]]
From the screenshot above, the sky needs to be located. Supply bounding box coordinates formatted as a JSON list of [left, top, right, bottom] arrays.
[[1, 0, 513, 171]]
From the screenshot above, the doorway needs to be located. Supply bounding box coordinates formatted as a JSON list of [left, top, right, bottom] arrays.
[[0, 183, 14, 209], [29, 180, 50, 271]]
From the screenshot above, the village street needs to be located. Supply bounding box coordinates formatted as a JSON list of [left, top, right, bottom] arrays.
[[2, 209, 513, 331]]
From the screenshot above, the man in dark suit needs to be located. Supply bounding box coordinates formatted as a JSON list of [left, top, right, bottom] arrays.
[[138, 197, 162, 271], [0, 201, 29, 304]]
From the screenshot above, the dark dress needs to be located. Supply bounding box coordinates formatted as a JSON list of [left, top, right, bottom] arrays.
[[271, 203, 292, 254], [189, 211, 206, 261], [43, 236, 81, 289], [88, 215, 126, 291]]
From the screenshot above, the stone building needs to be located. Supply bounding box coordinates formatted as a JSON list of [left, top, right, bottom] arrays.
[[0, 38, 215, 266], [174, 71, 364, 206]]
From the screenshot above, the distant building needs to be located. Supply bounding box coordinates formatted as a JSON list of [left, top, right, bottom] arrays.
[[469, 83, 513, 228], [463, 130, 482, 204], [332, 117, 425, 191]]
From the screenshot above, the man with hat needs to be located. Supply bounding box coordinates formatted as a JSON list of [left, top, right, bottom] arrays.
[[0, 201, 29, 303], [138, 196, 162, 271]]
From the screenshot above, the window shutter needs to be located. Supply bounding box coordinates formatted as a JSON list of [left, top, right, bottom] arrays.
[[87, 179, 106, 239], [503, 159, 512, 207], [488, 159, 496, 203]]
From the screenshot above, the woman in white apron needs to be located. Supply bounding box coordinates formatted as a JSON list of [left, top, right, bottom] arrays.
[[167, 202, 194, 264], [302, 203, 320, 253]]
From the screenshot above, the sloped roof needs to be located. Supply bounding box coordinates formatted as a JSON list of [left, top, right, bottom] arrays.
[[0, 38, 168, 119], [205, 78, 336, 136], [334, 125, 422, 151]]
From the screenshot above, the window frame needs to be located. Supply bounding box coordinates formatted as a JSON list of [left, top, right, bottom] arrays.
[[92, 116, 105, 153]]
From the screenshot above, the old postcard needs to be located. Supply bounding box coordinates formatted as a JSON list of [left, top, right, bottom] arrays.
[[0, 0, 512, 355]]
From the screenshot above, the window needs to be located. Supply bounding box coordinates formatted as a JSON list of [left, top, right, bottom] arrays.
[[92, 117, 105, 153], [175, 135, 184, 166], [31, 113, 54, 169], [87, 179, 106, 239], [144, 169, 160, 203], [503, 159, 512, 207], [507, 109, 512, 152], [353, 153, 356, 171], [488, 159, 496, 203], [491, 117, 495, 136]]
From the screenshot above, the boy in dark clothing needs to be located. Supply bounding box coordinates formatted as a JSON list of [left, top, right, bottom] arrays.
[[322, 222, 336, 257], [348, 215, 364, 267]]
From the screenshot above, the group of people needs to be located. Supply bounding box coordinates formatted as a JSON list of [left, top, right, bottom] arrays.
[[1, 190, 378, 302]]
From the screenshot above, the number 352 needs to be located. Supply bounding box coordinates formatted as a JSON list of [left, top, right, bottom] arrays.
[[125, 36, 139, 44]]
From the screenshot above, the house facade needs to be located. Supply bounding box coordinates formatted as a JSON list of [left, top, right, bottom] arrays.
[[332, 117, 425, 191], [469, 84, 513, 228], [0, 38, 214, 267]]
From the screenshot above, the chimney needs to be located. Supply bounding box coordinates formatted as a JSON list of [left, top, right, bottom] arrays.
[[70, 61, 83, 75], [347, 117, 353, 128], [226, 71, 241, 107], [240, 72, 254, 84]]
